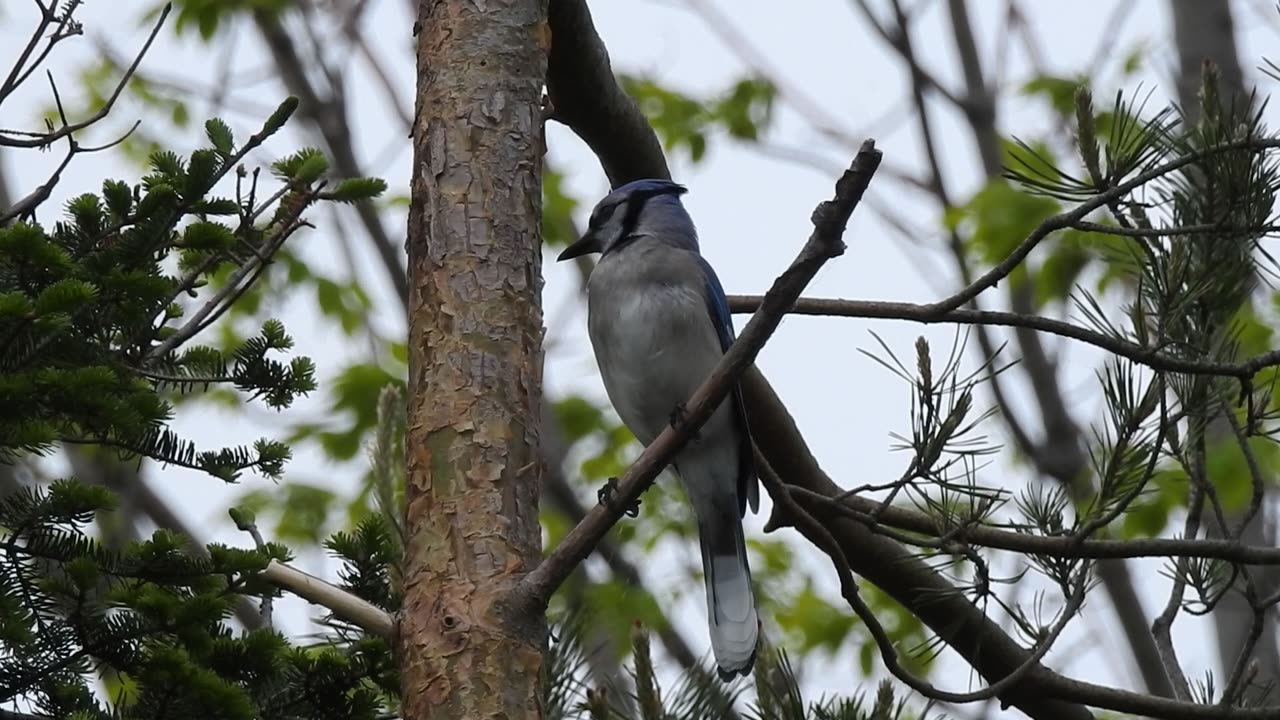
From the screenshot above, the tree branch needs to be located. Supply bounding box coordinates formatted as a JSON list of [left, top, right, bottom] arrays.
[[546, 0, 671, 185], [724, 295, 1280, 380], [0, 3, 167, 149], [788, 484, 1280, 565], [518, 140, 882, 608], [539, 404, 704, 672], [260, 560, 394, 638]]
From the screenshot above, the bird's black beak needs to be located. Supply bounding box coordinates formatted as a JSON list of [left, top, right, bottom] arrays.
[[556, 231, 600, 261]]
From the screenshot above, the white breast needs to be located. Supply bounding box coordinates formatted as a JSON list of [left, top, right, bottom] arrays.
[[586, 257, 730, 446]]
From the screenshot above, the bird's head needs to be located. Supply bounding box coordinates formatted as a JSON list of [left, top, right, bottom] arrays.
[[557, 179, 696, 261]]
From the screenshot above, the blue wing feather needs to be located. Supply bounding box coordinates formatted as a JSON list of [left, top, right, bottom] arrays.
[[696, 256, 735, 352], [695, 256, 759, 516]]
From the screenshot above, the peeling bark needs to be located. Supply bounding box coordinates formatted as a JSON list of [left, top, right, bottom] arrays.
[[401, 1, 549, 718]]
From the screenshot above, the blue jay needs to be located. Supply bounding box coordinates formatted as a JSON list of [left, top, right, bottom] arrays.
[[557, 179, 761, 680]]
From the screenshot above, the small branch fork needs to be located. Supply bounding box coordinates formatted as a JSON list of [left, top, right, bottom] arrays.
[[0, 3, 167, 150], [756, 447, 1092, 707], [515, 139, 884, 610], [765, 459, 1280, 719], [1, 2, 169, 224]]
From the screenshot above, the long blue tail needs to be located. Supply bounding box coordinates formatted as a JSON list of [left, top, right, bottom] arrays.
[[697, 507, 759, 679]]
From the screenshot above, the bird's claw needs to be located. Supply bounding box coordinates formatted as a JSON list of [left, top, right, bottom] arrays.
[[669, 402, 700, 440], [597, 477, 641, 518]]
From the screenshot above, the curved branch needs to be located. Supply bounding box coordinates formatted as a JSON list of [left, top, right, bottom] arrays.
[[546, 0, 670, 185]]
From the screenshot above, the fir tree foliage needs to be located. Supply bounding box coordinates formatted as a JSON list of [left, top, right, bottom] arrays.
[[0, 476, 398, 719], [1, 86, 388, 716], [0, 97, 383, 482]]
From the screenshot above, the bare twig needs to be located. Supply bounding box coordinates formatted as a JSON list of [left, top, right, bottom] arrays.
[[847, 0, 970, 113], [260, 560, 393, 638], [682, 0, 861, 149], [788, 484, 1280, 565], [231, 512, 275, 628], [0, 4, 169, 149], [0, 0, 83, 106], [725, 295, 1280, 381], [1151, 449, 1208, 701]]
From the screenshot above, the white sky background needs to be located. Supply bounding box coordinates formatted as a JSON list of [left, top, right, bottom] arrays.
[[4, 0, 1280, 716]]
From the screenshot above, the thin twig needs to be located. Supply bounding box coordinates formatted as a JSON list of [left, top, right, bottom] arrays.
[[788, 484, 1280, 565], [0, 4, 170, 149], [1151, 448, 1208, 701], [726, 295, 1280, 380]]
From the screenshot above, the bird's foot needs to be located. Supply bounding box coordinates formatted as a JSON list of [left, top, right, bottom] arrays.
[[597, 477, 641, 518], [669, 402, 701, 441]]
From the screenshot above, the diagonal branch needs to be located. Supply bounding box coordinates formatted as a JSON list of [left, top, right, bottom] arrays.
[[0, 4, 168, 149], [260, 560, 394, 637], [517, 140, 882, 609], [251, 9, 409, 305], [540, 414, 704, 672]]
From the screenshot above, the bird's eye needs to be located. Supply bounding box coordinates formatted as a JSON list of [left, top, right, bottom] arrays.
[[589, 202, 616, 229]]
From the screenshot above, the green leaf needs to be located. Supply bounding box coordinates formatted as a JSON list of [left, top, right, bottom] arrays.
[[273, 148, 328, 183], [955, 177, 1060, 265], [542, 167, 579, 248], [102, 179, 133, 217], [181, 222, 236, 251], [191, 198, 239, 215], [264, 96, 300, 135], [1021, 74, 1086, 118], [34, 279, 98, 315], [184, 149, 221, 199], [774, 581, 855, 654], [326, 178, 387, 203], [205, 118, 235, 155], [553, 395, 606, 445]]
